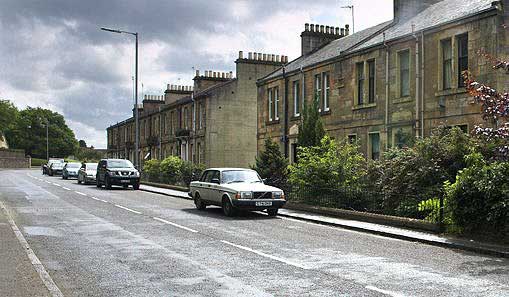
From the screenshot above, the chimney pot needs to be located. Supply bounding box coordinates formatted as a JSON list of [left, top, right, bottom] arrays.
[[222, 72, 225, 78], [310, 24, 315, 32], [345, 24, 350, 36], [276, 55, 280, 62], [195, 70, 199, 77], [248, 52, 253, 59], [326, 26, 330, 34], [320, 25, 324, 33], [239, 50, 243, 59], [229, 71, 233, 78], [305, 23, 309, 31], [335, 27, 340, 35], [167, 84, 170, 90], [262, 53, 267, 61], [340, 28, 345, 36]]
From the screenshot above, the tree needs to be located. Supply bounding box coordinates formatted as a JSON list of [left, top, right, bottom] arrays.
[[289, 136, 366, 190], [298, 95, 325, 148], [5, 107, 78, 158], [251, 138, 288, 188], [0, 99, 19, 132], [74, 147, 103, 162], [78, 140, 87, 148]]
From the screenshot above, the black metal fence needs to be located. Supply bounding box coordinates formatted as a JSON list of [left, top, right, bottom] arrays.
[[281, 184, 444, 225]]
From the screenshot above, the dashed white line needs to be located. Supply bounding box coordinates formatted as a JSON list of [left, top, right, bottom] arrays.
[[0, 201, 64, 297], [114, 204, 142, 215], [153, 217, 198, 233], [74, 191, 87, 196], [52, 183, 61, 187], [366, 286, 406, 297], [62, 187, 71, 191], [220, 240, 308, 270], [45, 181, 52, 184]]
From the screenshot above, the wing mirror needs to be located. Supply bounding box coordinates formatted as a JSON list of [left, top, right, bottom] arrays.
[[262, 178, 267, 184], [211, 178, 220, 184]]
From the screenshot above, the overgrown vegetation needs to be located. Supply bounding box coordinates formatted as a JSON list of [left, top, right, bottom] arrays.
[[251, 138, 288, 188], [142, 156, 205, 187]]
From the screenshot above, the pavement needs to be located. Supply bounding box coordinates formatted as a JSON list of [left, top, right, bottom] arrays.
[[1, 169, 508, 296]]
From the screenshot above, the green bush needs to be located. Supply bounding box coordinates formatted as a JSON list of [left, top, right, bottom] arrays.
[[160, 156, 183, 184], [374, 126, 474, 218], [181, 161, 205, 186], [444, 152, 509, 238], [143, 159, 161, 182], [289, 136, 366, 190], [31, 158, 46, 167], [251, 138, 288, 188]]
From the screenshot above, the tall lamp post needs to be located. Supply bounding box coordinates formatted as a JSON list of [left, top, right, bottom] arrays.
[[101, 27, 140, 169]]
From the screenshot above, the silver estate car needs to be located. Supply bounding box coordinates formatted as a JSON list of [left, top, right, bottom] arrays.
[[189, 168, 286, 217], [77, 163, 98, 184]]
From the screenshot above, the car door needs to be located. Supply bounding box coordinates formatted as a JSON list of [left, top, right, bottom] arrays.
[[97, 161, 105, 182], [198, 171, 213, 202], [208, 170, 222, 204], [79, 164, 85, 181]]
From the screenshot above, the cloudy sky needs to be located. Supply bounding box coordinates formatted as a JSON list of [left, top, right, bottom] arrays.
[[0, 0, 392, 148]]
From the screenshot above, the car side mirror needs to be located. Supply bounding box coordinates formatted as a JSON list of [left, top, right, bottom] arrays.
[[262, 178, 267, 184], [102, 164, 106, 169], [211, 178, 220, 184]]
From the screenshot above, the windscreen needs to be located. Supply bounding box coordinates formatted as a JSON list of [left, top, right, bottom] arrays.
[[108, 160, 134, 168], [221, 170, 261, 184]]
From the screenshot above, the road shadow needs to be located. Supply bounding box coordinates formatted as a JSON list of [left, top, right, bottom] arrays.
[[182, 207, 279, 221]]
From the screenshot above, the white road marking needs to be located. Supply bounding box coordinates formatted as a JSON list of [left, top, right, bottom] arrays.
[[52, 183, 61, 187], [153, 217, 198, 233], [75, 191, 87, 196], [45, 181, 52, 184], [366, 285, 406, 297], [220, 240, 308, 270], [0, 201, 64, 297], [62, 187, 71, 191], [114, 204, 142, 215]]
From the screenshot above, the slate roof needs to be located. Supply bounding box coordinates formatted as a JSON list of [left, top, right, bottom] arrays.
[[261, 0, 496, 82], [262, 21, 392, 81], [350, 0, 495, 52]]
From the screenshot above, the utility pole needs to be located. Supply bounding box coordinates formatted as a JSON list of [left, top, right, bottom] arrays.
[[341, 5, 355, 33]]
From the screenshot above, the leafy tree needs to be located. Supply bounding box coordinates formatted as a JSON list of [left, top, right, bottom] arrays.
[[78, 140, 87, 148], [251, 138, 288, 188], [0, 100, 18, 132], [298, 95, 325, 148], [289, 136, 366, 190], [181, 161, 205, 186], [74, 147, 104, 162], [143, 159, 161, 182], [5, 107, 78, 158]]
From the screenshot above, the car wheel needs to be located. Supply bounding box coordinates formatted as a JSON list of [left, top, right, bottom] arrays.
[[222, 197, 235, 217], [77, 176, 82, 184], [96, 179, 102, 188], [105, 177, 112, 190], [194, 193, 206, 210], [133, 182, 140, 190], [267, 208, 279, 217]]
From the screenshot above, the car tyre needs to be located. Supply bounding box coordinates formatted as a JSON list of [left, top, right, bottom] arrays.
[[222, 197, 235, 217], [267, 208, 279, 217], [105, 176, 112, 190], [194, 193, 206, 210], [133, 182, 140, 190], [96, 179, 102, 188]]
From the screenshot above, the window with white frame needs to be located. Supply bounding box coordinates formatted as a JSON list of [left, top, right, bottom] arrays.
[[399, 50, 410, 97], [442, 38, 452, 90], [274, 87, 279, 120], [323, 72, 330, 111], [268, 88, 273, 121], [293, 80, 300, 116], [314, 74, 322, 109]]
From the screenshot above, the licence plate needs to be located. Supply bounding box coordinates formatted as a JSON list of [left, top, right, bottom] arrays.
[[255, 201, 272, 207], [120, 180, 130, 183]]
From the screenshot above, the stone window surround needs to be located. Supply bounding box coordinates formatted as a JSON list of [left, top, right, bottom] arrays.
[[293, 80, 301, 117], [396, 48, 412, 100], [368, 131, 381, 161], [353, 59, 377, 109], [437, 31, 469, 93]]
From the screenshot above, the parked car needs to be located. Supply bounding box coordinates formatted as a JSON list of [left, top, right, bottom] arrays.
[[42, 159, 64, 175], [62, 162, 81, 179], [96, 159, 140, 190], [48, 161, 65, 176], [77, 163, 98, 185], [189, 168, 286, 217]]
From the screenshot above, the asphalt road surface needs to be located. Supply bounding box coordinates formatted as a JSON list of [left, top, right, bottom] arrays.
[[1, 169, 508, 297]]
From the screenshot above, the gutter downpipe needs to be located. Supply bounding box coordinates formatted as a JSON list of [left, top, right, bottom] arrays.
[[384, 33, 390, 150], [283, 65, 289, 158], [421, 30, 425, 137], [412, 24, 421, 138]]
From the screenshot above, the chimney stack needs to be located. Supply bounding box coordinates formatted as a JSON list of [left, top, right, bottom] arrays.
[[301, 23, 347, 56]]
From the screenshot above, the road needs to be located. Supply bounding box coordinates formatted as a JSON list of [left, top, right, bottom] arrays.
[[0, 169, 508, 297]]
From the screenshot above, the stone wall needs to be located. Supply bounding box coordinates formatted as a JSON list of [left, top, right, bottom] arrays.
[[0, 149, 30, 168]]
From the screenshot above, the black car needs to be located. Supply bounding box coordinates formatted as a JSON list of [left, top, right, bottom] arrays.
[[42, 159, 64, 175], [96, 159, 140, 190]]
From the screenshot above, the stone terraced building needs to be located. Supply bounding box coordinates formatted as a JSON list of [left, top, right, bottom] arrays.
[[257, 0, 509, 162], [107, 53, 286, 168]]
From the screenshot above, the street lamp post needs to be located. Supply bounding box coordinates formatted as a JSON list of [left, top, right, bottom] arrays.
[[101, 27, 140, 169]]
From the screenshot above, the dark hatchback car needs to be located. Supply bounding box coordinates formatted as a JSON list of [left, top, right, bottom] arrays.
[[48, 162, 65, 176], [96, 159, 140, 190]]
